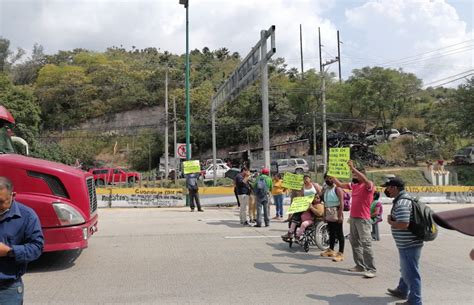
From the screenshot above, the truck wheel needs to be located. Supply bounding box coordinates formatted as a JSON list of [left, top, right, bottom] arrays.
[[95, 179, 105, 186], [295, 168, 304, 174], [128, 177, 136, 184]]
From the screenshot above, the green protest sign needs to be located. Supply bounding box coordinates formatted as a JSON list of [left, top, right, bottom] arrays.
[[282, 172, 304, 190], [183, 160, 201, 174], [327, 147, 351, 179], [287, 196, 313, 214]]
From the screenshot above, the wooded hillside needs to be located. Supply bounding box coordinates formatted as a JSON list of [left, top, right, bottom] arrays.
[[0, 37, 472, 169]]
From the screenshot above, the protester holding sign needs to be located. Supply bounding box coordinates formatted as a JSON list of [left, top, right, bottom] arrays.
[[327, 148, 351, 179], [183, 160, 203, 212], [282, 172, 304, 190], [321, 173, 345, 262], [281, 196, 323, 241], [283, 175, 320, 225], [183, 160, 201, 175], [332, 160, 376, 279], [186, 173, 203, 212]]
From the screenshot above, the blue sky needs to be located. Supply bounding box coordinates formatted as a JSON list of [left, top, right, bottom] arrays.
[[0, 0, 472, 87]]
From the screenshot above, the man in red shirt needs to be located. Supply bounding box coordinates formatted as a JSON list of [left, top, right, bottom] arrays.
[[332, 160, 376, 278]]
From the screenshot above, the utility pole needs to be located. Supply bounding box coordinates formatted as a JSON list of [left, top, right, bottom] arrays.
[[312, 110, 317, 174], [300, 24, 304, 79], [319, 27, 339, 173], [261, 30, 270, 169], [148, 143, 151, 172], [211, 108, 217, 185], [179, 0, 190, 160], [164, 69, 169, 179], [318, 27, 326, 173], [173, 96, 177, 184], [337, 30, 342, 83]]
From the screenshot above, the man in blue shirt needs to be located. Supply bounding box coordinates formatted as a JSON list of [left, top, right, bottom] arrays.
[[0, 176, 44, 305]]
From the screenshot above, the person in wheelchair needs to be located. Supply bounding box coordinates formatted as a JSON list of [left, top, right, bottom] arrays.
[[281, 196, 324, 242]]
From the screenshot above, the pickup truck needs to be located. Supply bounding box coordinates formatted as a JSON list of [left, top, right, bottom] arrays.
[[89, 167, 140, 186]]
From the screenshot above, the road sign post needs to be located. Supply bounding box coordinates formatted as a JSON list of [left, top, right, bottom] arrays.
[[177, 143, 191, 159]]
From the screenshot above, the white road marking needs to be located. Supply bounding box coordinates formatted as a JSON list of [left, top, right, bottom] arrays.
[[199, 219, 238, 222]]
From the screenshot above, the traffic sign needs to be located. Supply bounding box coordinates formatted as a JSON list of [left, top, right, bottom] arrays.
[[177, 143, 191, 159]]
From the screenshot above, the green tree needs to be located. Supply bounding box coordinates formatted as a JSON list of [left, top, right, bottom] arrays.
[[128, 132, 164, 171], [0, 73, 41, 142], [11, 44, 46, 85], [36, 64, 96, 129], [344, 67, 422, 129], [452, 77, 474, 137]]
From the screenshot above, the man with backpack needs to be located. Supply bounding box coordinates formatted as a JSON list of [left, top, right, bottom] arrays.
[[252, 168, 272, 227], [384, 177, 424, 305]]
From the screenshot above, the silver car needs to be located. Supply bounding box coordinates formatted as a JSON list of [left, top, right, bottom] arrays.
[[276, 158, 309, 174]]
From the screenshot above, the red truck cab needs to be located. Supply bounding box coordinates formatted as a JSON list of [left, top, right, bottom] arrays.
[[0, 106, 98, 252], [89, 167, 140, 186]]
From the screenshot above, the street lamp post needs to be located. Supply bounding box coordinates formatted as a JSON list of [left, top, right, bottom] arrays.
[[179, 0, 190, 208], [179, 0, 190, 160]]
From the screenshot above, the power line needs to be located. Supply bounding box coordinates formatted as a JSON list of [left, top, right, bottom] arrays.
[[375, 39, 473, 66], [423, 69, 474, 87], [432, 74, 474, 88], [380, 45, 473, 67]]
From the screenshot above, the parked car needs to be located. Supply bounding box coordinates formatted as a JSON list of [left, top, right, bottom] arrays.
[[453, 146, 474, 165], [204, 158, 225, 167], [276, 158, 309, 174], [365, 128, 400, 143], [89, 167, 140, 185], [202, 164, 231, 179]]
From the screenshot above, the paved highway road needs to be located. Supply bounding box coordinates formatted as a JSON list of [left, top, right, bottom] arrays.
[[25, 204, 473, 305]]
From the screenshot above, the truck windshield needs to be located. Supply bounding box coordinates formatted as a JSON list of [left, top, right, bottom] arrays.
[[0, 127, 15, 154]]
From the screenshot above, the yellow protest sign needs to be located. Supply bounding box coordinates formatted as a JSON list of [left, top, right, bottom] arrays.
[[328, 147, 351, 179], [183, 160, 201, 174], [287, 196, 314, 214], [282, 172, 304, 190]]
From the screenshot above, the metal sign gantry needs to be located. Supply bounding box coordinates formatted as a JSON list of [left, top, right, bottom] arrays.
[[211, 26, 276, 113], [211, 25, 276, 183]]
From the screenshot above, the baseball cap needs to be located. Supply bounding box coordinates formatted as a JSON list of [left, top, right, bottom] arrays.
[[261, 168, 270, 175], [381, 177, 405, 188], [433, 207, 474, 236]]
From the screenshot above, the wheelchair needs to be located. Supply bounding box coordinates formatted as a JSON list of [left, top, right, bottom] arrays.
[[282, 217, 330, 252]]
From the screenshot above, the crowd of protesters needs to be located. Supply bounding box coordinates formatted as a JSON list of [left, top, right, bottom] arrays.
[[230, 160, 429, 305]]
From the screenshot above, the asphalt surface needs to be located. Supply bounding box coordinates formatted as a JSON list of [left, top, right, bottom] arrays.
[[24, 204, 473, 305]]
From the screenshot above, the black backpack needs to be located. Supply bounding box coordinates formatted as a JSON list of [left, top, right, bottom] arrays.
[[402, 195, 438, 241]]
